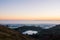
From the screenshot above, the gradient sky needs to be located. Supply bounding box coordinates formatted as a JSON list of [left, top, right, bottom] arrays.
[[0, 0, 60, 20]]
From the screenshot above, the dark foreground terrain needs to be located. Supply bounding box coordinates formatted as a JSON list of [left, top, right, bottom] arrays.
[[0, 25, 35, 40], [0, 24, 60, 40], [14, 24, 60, 40]]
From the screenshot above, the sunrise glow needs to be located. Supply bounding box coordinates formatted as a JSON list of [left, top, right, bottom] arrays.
[[0, 0, 60, 20]]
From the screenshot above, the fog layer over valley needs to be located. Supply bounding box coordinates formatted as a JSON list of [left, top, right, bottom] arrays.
[[3, 24, 56, 35], [0, 24, 60, 40]]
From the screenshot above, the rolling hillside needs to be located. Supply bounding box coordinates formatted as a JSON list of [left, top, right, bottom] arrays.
[[0, 25, 35, 40]]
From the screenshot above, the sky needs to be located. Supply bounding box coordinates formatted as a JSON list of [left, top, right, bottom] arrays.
[[0, 0, 60, 20]]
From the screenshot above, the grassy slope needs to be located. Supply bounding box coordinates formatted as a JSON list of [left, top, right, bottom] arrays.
[[0, 25, 35, 40]]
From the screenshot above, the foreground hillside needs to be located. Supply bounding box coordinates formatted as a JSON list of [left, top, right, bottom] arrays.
[[36, 25, 60, 40], [13, 24, 60, 40], [0, 25, 35, 40], [1, 24, 60, 40]]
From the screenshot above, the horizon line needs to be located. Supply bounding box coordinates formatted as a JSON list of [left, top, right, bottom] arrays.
[[0, 20, 60, 21]]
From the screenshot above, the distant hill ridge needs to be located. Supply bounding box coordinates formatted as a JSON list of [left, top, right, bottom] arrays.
[[14, 26, 42, 33]]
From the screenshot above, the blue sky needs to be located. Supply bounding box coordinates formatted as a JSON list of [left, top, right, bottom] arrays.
[[0, 0, 60, 20]]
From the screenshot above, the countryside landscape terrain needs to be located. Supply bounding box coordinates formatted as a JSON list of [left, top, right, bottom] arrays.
[[0, 24, 60, 40]]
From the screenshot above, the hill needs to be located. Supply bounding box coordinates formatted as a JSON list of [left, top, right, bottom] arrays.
[[0, 25, 35, 40], [38, 24, 60, 40], [14, 25, 42, 33]]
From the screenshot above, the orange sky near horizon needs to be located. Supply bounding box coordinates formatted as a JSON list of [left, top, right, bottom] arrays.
[[0, 0, 60, 20], [0, 16, 60, 20]]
